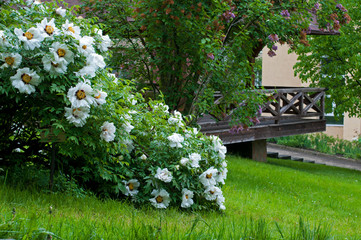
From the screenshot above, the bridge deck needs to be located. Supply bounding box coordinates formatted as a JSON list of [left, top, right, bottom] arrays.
[[198, 87, 327, 145]]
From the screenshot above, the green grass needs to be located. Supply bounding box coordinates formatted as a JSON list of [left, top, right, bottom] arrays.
[[1, 155, 361, 239]]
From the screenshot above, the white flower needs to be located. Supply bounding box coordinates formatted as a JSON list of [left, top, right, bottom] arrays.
[[50, 42, 74, 63], [42, 55, 67, 74], [215, 168, 228, 185], [168, 110, 184, 127], [216, 194, 226, 210], [0, 30, 8, 46], [167, 133, 184, 148], [10, 67, 41, 94], [129, 94, 137, 105], [62, 20, 81, 39], [75, 53, 106, 78], [78, 36, 95, 56], [123, 121, 134, 133], [123, 179, 140, 196], [87, 53, 106, 69], [67, 82, 95, 108], [180, 157, 189, 166], [189, 153, 201, 168], [36, 18, 59, 39], [123, 138, 134, 153], [14, 27, 43, 50], [185, 128, 199, 138], [1, 53, 22, 69], [100, 121, 116, 142], [155, 168, 173, 183], [153, 103, 169, 113], [140, 154, 147, 160], [210, 135, 227, 159], [149, 189, 170, 209], [56, 7, 66, 17], [204, 186, 222, 201], [95, 29, 112, 52], [64, 106, 90, 127], [93, 89, 107, 105], [181, 188, 194, 208], [199, 167, 218, 188]]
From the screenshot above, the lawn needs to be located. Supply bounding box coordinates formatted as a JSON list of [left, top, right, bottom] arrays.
[[1, 155, 361, 239]]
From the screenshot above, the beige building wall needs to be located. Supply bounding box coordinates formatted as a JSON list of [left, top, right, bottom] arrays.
[[262, 44, 361, 141]]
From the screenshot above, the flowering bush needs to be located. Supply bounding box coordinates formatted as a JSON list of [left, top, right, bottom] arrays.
[[0, 0, 227, 210]]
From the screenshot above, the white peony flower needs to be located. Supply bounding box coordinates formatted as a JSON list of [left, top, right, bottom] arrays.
[[180, 157, 189, 166], [1, 53, 22, 69], [204, 186, 222, 201], [153, 103, 169, 113], [168, 110, 184, 127], [93, 89, 107, 105], [123, 121, 134, 133], [78, 36, 95, 56], [36, 18, 59, 39], [42, 55, 67, 74], [14, 27, 43, 50], [216, 194, 226, 210], [95, 29, 112, 52], [100, 121, 116, 142], [64, 106, 90, 127], [210, 135, 227, 159], [149, 189, 170, 209], [155, 167, 173, 183], [0, 30, 8, 46], [75, 53, 106, 78], [199, 167, 218, 188], [185, 128, 199, 138], [75, 64, 98, 78], [56, 7, 66, 17], [10, 67, 41, 94], [181, 188, 194, 208], [62, 20, 81, 39], [67, 82, 95, 108], [167, 133, 184, 148], [140, 154, 147, 160], [123, 179, 140, 196], [50, 42, 74, 63], [215, 167, 228, 185], [189, 153, 201, 168]]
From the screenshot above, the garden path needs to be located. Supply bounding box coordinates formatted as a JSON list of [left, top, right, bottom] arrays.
[[267, 143, 361, 171]]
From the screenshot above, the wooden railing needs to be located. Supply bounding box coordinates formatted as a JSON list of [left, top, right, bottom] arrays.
[[201, 87, 326, 127], [259, 87, 326, 124]]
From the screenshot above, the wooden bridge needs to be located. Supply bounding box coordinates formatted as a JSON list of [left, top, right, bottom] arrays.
[[198, 87, 327, 161]]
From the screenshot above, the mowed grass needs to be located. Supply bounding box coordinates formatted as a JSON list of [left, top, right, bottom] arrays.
[[1, 155, 361, 239]]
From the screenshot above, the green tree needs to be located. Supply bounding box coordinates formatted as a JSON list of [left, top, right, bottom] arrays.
[[80, 0, 347, 126], [293, 1, 357, 118]]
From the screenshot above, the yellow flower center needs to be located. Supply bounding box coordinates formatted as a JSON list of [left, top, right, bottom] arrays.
[[156, 195, 163, 203], [72, 108, 81, 117], [128, 183, 134, 191], [51, 62, 59, 67], [206, 173, 212, 179], [21, 74, 32, 84], [68, 26, 75, 33], [5, 56, 15, 66], [23, 32, 33, 40], [185, 194, 189, 200], [210, 190, 215, 194], [82, 45, 87, 50], [95, 93, 101, 99], [57, 48, 66, 57], [45, 25, 54, 35], [76, 90, 86, 100]]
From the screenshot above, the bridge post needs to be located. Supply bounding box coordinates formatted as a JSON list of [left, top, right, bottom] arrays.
[[226, 139, 267, 162]]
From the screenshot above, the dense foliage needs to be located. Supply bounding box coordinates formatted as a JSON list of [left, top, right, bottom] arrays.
[[293, 1, 357, 118], [0, 0, 227, 210], [80, 0, 347, 127]]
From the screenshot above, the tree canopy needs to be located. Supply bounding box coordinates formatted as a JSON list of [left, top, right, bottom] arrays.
[[79, 0, 348, 126], [294, 1, 358, 118]]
